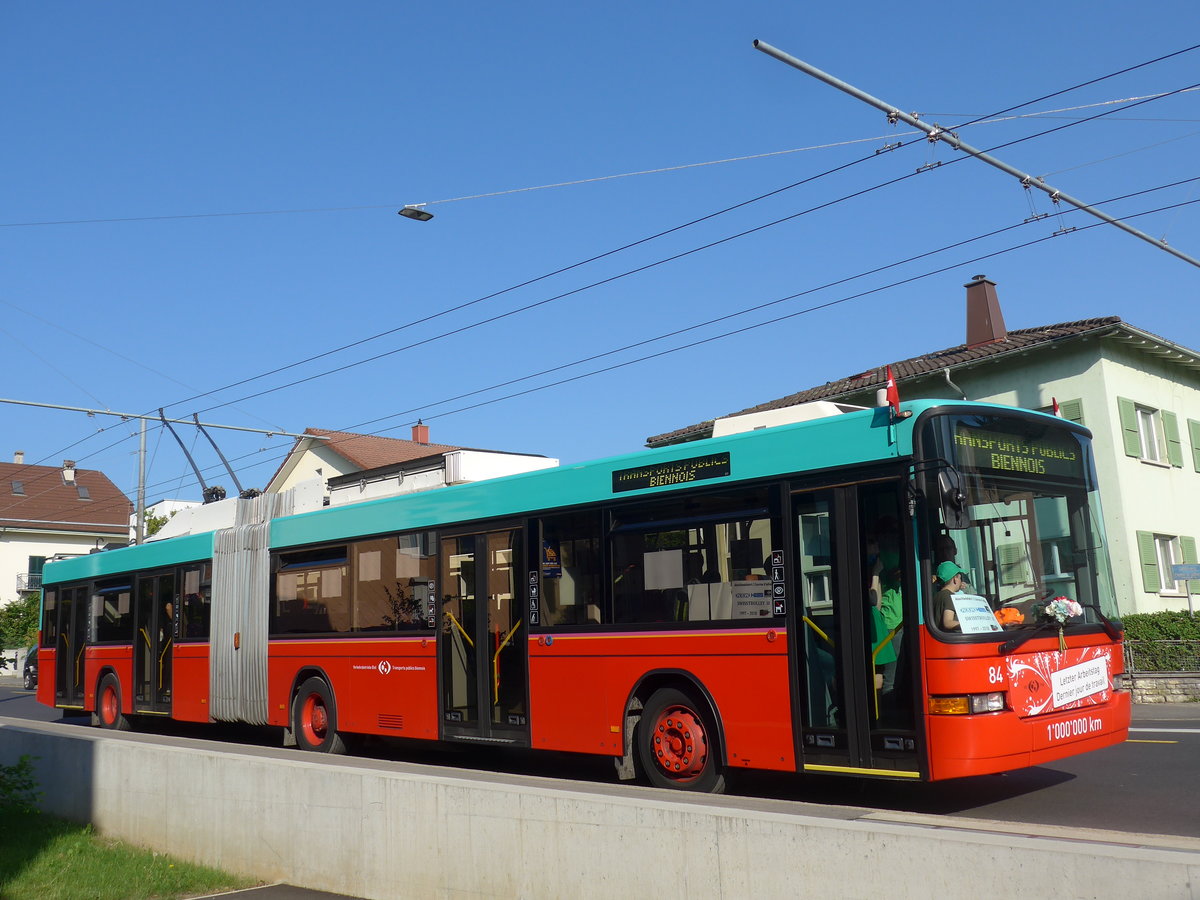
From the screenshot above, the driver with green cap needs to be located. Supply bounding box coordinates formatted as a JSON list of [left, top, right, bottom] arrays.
[[933, 561, 970, 631]]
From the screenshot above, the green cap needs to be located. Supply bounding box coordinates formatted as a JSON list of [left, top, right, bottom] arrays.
[[936, 561, 969, 583]]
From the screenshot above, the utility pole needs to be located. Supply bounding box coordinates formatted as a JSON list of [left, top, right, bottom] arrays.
[[753, 40, 1200, 270], [136, 419, 146, 544]]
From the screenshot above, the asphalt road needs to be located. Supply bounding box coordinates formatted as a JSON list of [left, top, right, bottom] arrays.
[[2, 678, 1196, 840]]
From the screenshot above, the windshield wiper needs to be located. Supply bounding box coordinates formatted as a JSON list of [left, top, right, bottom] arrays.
[[1083, 602, 1122, 641], [999, 619, 1058, 655], [999, 602, 1122, 654]]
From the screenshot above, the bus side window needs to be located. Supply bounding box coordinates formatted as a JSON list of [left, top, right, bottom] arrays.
[[180, 565, 211, 640], [609, 489, 776, 624], [538, 511, 604, 626]]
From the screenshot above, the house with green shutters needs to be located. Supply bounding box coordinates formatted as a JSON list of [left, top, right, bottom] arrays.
[[646, 275, 1200, 614]]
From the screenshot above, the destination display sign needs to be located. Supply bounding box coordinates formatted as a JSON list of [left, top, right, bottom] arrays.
[[953, 425, 1083, 481], [612, 452, 731, 493]]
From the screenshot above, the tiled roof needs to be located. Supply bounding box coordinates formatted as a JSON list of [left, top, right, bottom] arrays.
[[647, 316, 1133, 447], [0, 462, 131, 534], [302, 428, 462, 469]]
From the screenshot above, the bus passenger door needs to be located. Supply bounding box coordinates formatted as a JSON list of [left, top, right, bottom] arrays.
[[792, 483, 918, 777], [439, 527, 529, 745], [54, 585, 88, 707], [134, 572, 176, 713]]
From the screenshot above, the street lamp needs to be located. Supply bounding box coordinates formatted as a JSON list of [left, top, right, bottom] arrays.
[[398, 204, 434, 222]]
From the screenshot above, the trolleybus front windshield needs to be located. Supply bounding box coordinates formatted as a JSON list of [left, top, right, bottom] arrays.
[[922, 413, 1119, 639]]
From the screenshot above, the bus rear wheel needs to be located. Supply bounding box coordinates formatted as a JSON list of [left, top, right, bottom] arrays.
[[292, 676, 347, 754], [95, 674, 131, 731], [637, 687, 725, 793]]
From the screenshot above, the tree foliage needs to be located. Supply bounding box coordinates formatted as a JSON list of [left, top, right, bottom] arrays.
[[0, 593, 40, 651]]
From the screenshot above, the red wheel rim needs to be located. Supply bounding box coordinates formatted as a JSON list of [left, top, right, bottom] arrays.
[[651, 704, 708, 781], [301, 694, 329, 745], [101, 685, 119, 725]]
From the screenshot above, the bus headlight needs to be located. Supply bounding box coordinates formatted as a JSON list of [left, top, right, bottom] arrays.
[[929, 692, 1007, 715], [970, 692, 1006, 713]]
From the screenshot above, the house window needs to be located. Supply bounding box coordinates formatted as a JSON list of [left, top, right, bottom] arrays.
[[1037, 398, 1083, 424], [1039, 537, 1073, 585], [1118, 398, 1182, 467], [1136, 530, 1198, 596], [1154, 535, 1182, 594], [1137, 407, 1164, 463]]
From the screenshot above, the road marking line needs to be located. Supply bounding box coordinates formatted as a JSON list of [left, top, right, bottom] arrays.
[[1126, 739, 1178, 744], [1129, 727, 1200, 734]]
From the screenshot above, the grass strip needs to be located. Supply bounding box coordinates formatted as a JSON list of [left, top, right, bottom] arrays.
[[0, 809, 258, 900]]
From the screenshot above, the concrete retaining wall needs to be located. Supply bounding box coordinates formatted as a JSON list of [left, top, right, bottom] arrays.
[[2, 718, 1199, 900]]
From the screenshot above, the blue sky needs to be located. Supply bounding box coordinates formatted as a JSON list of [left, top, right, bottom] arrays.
[[4, 2, 1198, 510]]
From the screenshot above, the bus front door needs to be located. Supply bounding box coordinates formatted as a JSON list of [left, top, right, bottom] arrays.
[[133, 572, 175, 714], [792, 483, 919, 778], [439, 527, 529, 745]]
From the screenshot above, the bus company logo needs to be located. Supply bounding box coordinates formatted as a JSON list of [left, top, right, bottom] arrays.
[[377, 660, 392, 675]]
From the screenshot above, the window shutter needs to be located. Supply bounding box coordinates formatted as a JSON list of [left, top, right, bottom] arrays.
[[1180, 536, 1200, 594], [1136, 531, 1161, 592], [1058, 399, 1083, 425], [1188, 419, 1200, 473], [1161, 411, 1183, 467], [1117, 397, 1141, 457], [998, 544, 1029, 585]]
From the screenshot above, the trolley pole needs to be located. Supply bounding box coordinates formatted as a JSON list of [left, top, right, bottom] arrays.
[[753, 40, 1200, 270]]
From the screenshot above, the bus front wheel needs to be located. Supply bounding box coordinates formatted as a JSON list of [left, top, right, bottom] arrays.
[[292, 676, 347, 754], [637, 687, 725, 793], [95, 674, 131, 731]]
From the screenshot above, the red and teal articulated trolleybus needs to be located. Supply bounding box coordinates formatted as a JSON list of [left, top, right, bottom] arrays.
[[38, 399, 1130, 791]]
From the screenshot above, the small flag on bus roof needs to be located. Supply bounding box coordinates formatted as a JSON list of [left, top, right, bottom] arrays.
[[1052, 397, 1062, 417], [885, 365, 900, 416]]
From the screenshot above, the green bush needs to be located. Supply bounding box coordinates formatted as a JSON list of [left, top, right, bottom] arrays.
[[0, 755, 41, 814], [1123, 612, 1200, 672]]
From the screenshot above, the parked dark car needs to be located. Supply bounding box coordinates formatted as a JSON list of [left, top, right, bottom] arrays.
[[22, 646, 37, 690]]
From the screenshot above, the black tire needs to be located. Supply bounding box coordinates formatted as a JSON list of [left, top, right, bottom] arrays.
[[95, 673, 131, 731], [23, 669, 34, 691], [292, 676, 347, 754], [636, 687, 726, 793]]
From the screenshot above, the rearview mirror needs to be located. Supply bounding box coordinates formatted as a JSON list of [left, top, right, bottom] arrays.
[[937, 469, 972, 530]]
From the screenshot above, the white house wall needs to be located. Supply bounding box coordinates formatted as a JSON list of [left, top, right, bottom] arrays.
[[0, 529, 118, 607]]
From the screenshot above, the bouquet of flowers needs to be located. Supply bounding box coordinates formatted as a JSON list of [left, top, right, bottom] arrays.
[[1043, 596, 1083, 652]]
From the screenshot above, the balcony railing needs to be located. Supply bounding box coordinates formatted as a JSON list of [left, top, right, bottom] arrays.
[[15, 573, 42, 593]]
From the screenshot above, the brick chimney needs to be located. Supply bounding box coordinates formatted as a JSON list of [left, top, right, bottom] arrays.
[[965, 275, 1008, 348], [411, 421, 429, 445]]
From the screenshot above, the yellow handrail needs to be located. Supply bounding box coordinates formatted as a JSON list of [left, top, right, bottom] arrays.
[[158, 638, 172, 691], [870, 624, 902, 719], [802, 615, 835, 648], [445, 611, 474, 647], [492, 619, 522, 704]]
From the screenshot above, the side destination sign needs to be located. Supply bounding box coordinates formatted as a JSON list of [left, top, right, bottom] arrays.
[[613, 452, 731, 493]]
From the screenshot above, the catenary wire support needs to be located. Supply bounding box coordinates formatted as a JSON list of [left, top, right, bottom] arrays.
[[753, 39, 1200, 270]]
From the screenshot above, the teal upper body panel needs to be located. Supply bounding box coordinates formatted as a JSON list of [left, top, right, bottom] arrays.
[[42, 399, 1019, 584], [272, 401, 916, 548], [43, 532, 213, 587]]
